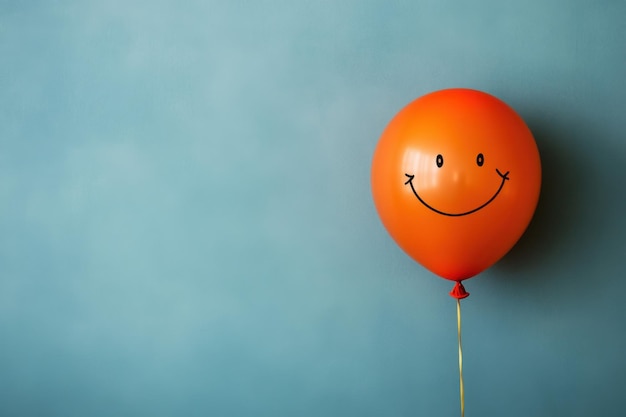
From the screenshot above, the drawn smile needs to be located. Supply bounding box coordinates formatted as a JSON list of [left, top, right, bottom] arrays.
[[404, 169, 510, 217]]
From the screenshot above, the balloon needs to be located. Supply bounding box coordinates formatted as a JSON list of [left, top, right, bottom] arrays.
[[371, 89, 541, 296]]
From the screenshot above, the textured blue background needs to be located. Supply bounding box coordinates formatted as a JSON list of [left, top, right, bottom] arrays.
[[1, 1, 625, 416]]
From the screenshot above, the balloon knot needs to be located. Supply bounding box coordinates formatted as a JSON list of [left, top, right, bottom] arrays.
[[450, 281, 469, 299]]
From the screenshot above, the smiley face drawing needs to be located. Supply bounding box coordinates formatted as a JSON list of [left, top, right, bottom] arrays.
[[404, 163, 509, 217], [371, 89, 541, 282]]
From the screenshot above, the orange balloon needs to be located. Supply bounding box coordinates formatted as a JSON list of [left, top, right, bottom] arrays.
[[371, 88, 541, 288]]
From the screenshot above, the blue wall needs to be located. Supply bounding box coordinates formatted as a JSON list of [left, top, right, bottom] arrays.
[[1, 1, 625, 416]]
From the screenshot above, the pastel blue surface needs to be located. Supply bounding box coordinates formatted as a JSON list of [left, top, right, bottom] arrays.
[[1, 1, 625, 416]]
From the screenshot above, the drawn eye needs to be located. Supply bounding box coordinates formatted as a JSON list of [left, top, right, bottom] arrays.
[[476, 153, 484, 167], [436, 154, 444, 168]]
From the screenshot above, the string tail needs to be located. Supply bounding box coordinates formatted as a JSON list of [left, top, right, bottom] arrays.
[[450, 281, 470, 299], [457, 298, 465, 417]]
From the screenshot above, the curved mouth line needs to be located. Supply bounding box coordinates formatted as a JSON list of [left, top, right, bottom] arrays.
[[404, 168, 510, 217]]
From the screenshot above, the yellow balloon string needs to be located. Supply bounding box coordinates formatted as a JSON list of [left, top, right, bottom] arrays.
[[457, 298, 465, 417]]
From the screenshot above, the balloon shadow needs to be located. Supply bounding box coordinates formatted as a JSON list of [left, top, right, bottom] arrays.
[[490, 112, 594, 292]]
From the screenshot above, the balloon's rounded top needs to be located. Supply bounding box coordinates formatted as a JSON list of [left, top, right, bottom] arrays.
[[371, 88, 541, 282]]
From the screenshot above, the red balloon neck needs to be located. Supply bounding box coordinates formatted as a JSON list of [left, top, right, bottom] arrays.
[[450, 281, 470, 299]]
